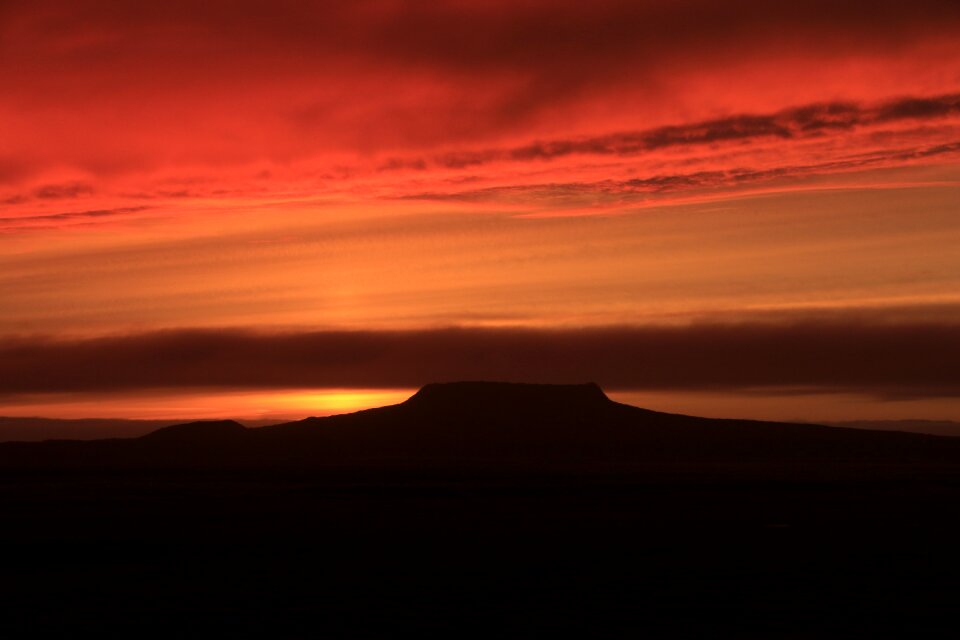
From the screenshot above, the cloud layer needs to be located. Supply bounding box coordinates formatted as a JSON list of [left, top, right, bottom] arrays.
[[2, 0, 960, 221], [1, 2, 959, 419], [394, 94, 960, 170], [2, 323, 957, 399]]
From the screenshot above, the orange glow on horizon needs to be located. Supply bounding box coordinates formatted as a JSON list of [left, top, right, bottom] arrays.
[[0, 389, 415, 422]]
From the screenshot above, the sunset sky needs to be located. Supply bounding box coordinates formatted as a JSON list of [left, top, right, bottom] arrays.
[[2, 0, 959, 422]]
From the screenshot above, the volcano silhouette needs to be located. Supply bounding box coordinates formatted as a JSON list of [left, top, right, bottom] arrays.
[[1, 381, 957, 472]]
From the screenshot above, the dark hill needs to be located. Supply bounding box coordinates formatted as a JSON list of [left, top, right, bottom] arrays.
[[0, 417, 285, 442], [0, 381, 957, 474], [139, 419, 247, 443]]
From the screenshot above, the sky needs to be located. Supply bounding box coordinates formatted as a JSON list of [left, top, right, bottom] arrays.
[[1, 0, 959, 422]]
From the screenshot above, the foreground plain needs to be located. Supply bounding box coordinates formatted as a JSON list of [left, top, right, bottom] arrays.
[[3, 383, 959, 636]]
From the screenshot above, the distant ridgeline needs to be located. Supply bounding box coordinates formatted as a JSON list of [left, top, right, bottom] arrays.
[[0, 382, 958, 475]]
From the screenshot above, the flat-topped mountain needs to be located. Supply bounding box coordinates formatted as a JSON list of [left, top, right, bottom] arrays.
[[405, 381, 611, 410], [1, 381, 957, 473]]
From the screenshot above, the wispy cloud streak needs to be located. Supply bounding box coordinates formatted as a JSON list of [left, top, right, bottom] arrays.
[[386, 94, 960, 171], [403, 141, 960, 205], [0, 206, 152, 231]]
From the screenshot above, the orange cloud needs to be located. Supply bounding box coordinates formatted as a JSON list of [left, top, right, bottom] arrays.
[[2, 2, 960, 420]]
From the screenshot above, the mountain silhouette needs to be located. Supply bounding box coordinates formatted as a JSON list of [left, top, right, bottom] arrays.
[[140, 419, 247, 443], [5, 383, 960, 636], [1, 381, 957, 474], [0, 416, 282, 441]]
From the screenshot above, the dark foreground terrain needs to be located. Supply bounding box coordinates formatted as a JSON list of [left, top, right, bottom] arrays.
[[3, 383, 960, 637]]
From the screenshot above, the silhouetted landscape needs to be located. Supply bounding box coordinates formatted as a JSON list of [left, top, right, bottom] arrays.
[[0, 416, 283, 442], [4, 382, 960, 474], [8, 2, 960, 636], [3, 382, 960, 636]]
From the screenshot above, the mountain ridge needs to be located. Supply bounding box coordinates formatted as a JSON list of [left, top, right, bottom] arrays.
[[1, 382, 957, 475]]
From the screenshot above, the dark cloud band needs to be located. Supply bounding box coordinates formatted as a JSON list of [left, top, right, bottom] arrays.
[[1, 322, 958, 398]]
